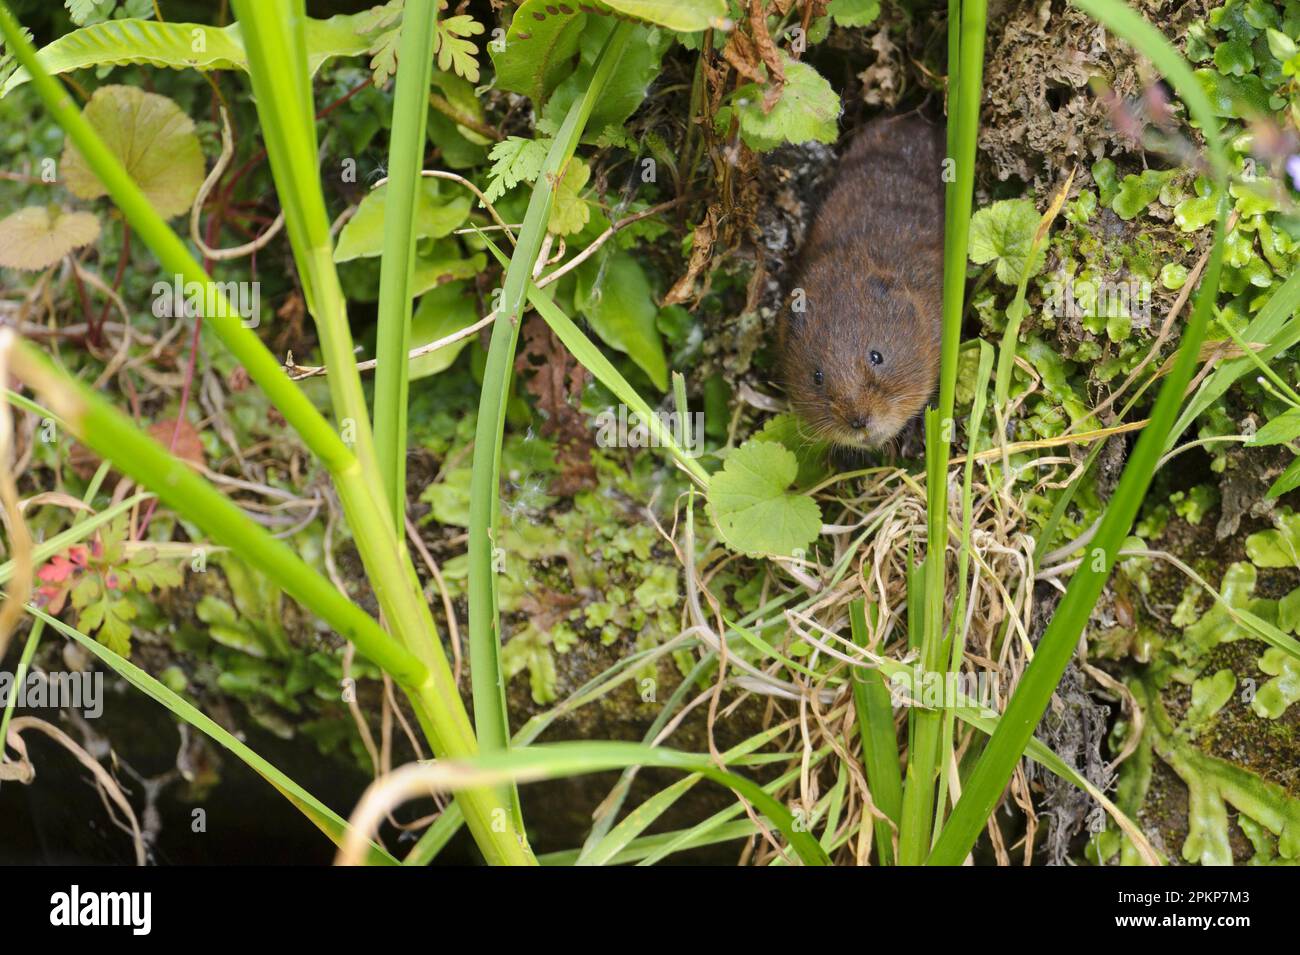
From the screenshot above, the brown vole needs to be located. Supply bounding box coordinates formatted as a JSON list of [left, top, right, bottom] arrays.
[[780, 114, 945, 449]]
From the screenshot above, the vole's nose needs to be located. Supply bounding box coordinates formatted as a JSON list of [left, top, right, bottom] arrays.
[[850, 416, 868, 431]]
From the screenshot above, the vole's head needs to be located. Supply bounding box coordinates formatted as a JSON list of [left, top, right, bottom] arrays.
[[781, 264, 940, 449]]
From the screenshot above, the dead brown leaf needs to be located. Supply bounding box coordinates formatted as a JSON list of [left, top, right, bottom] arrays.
[[663, 206, 719, 308], [748, 0, 787, 112], [514, 314, 595, 496]]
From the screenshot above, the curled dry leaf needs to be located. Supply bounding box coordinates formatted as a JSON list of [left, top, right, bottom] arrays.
[[747, 0, 786, 112], [515, 314, 595, 496], [722, 30, 767, 85], [0, 206, 99, 271], [662, 206, 719, 308]]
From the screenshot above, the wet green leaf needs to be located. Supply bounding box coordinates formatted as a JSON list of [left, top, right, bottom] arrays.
[[707, 441, 822, 558]]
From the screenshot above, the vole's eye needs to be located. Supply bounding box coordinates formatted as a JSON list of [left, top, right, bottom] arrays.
[[869, 350, 884, 366], [813, 369, 824, 387]]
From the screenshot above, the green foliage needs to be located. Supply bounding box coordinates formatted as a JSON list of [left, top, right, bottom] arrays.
[[1186, 668, 1236, 731], [434, 6, 484, 82], [491, 0, 587, 107], [2, 12, 376, 96], [536, 19, 674, 143], [601, 0, 725, 31], [1253, 647, 1300, 717], [706, 440, 822, 558], [1246, 509, 1300, 567], [408, 281, 481, 378], [548, 156, 592, 235], [732, 55, 840, 151], [483, 135, 553, 203], [40, 517, 184, 656], [65, 0, 153, 26], [753, 413, 832, 488], [1111, 168, 1177, 220], [968, 199, 1044, 284], [66, 0, 114, 26], [16, 0, 1300, 869], [1250, 406, 1300, 445], [827, 0, 882, 27], [355, 0, 484, 87], [196, 554, 290, 660], [424, 421, 689, 704], [333, 179, 471, 262], [353, 0, 403, 86], [574, 250, 669, 390]]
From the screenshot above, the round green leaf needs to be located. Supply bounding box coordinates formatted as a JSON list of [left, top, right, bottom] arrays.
[[707, 440, 823, 558], [827, 0, 881, 27], [61, 85, 204, 219], [968, 199, 1043, 284]]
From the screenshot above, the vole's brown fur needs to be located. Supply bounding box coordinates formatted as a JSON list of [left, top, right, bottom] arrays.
[[780, 114, 945, 449]]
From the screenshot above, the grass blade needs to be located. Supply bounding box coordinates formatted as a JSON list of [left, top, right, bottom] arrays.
[[928, 0, 1229, 864], [901, 0, 988, 865], [1166, 267, 1300, 449], [466, 22, 634, 828], [934, 340, 994, 839], [229, 0, 382, 491], [849, 599, 902, 864], [373, 0, 438, 523], [475, 236, 709, 484], [227, 1, 530, 863], [5, 336, 429, 688], [0, 2, 355, 475], [341, 740, 832, 867], [26, 605, 399, 865]]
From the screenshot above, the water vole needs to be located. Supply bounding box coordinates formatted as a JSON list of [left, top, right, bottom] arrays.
[[780, 114, 945, 448]]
